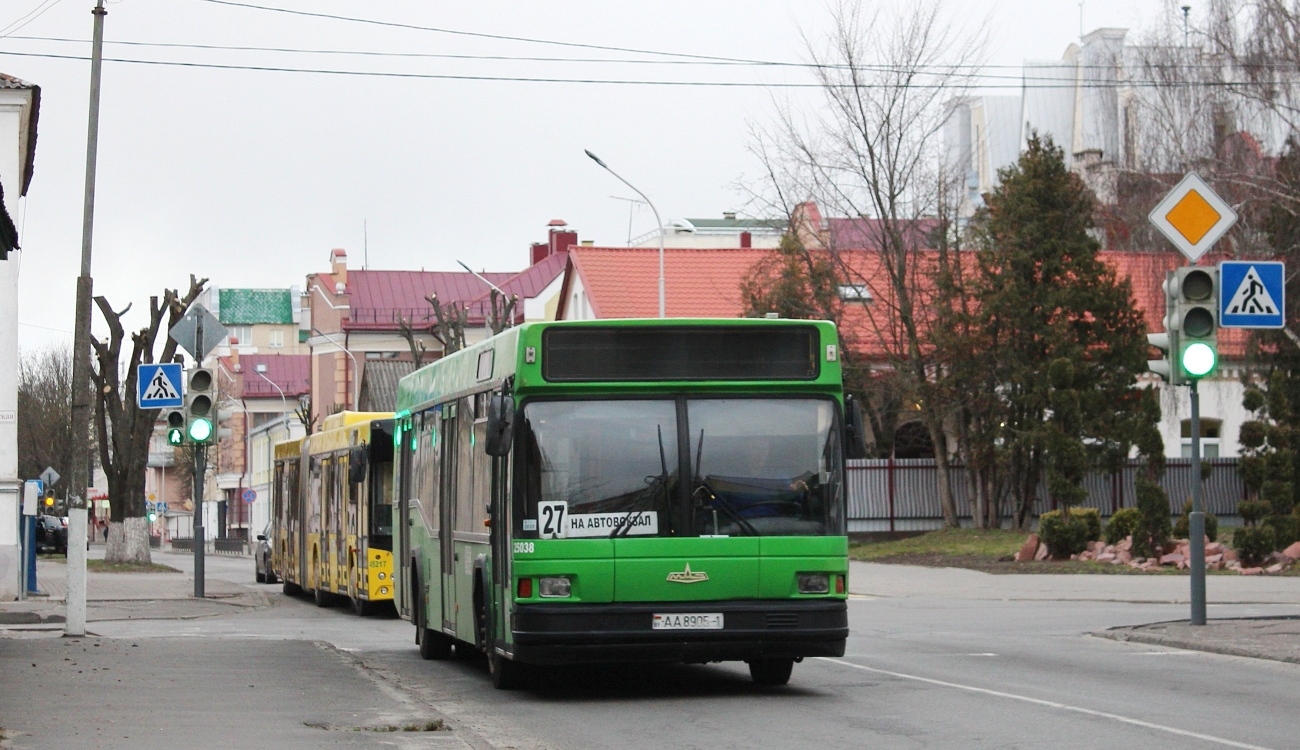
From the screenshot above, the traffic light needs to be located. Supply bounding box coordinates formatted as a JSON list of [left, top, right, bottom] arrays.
[[1171, 266, 1219, 380], [147, 508, 158, 523], [1148, 271, 1182, 384], [185, 367, 216, 444], [165, 409, 186, 446], [43, 492, 54, 509]]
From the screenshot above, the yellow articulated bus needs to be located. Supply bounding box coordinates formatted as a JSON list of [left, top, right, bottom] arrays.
[[271, 411, 396, 615]]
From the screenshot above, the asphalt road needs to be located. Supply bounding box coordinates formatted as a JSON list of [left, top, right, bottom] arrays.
[[86, 551, 1300, 750]]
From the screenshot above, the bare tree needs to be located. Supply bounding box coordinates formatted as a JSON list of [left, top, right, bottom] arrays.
[[89, 276, 206, 564], [17, 346, 79, 487], [748, 0, 984, 526], [396, 313, 430, 372]]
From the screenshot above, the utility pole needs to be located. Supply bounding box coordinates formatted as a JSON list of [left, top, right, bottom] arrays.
[[65, 0, 107, 637]]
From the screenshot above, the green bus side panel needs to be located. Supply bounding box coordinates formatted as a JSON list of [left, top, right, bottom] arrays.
[[756, 555, 848, 599], [396, 328, 521, 412], [758, 535, 848, 558], [509, 536, 849, 604], [512, 557, 615, 604]]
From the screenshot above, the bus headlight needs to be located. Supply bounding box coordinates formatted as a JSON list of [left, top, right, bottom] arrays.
[[538, 577, 571, 598], [796, 573, 829, 594]]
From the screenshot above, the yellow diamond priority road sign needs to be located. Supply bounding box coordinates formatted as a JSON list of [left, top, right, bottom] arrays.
[[1149, 172, 1238, 262]]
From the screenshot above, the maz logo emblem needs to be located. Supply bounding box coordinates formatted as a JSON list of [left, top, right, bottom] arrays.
[[666, 564, 709, 584]]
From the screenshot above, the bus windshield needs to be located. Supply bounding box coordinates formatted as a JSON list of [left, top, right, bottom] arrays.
[[516, 398, 843, 538]]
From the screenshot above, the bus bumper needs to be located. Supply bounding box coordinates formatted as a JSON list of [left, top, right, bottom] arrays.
[[509, 599, 847, 665]]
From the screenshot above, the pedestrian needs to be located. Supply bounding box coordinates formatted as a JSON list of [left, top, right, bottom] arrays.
[[101, 522, 108, 542]]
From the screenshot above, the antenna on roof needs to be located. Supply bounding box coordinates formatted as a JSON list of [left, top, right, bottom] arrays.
[[608, 195, 646, 247], [363, 219, 369, 269], [457, 260, 506, 295]]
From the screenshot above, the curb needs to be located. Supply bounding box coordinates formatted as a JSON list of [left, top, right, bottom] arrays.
[[1092, 629, 1300, 666]]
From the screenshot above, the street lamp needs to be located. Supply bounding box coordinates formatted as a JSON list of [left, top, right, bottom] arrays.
[[585, 149, 666, 318], [311, 327, 360, 410], [253, 363, 288, 415]]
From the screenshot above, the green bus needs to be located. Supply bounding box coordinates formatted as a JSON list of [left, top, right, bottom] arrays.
[[393, 319, 865, 688]]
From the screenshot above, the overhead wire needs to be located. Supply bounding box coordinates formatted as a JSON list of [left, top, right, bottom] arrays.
[[0, 0, 65, 40], [0, 47, 1291, 90]]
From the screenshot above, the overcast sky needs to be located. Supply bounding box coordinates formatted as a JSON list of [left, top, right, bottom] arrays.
[[2, 0, 1171, 351]]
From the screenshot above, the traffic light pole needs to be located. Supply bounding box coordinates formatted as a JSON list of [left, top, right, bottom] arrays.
[[1189, 380, 1207, 625], [194, 443, 205, 598], [192, 315, 206, 598]]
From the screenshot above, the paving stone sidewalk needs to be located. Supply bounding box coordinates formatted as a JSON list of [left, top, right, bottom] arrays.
[[0, 556, 266, 628], [1097, 616, 1300, 664]]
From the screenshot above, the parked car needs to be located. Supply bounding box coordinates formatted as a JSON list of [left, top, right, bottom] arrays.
[[35, 515, 68, 555], [254, 532, 277, 584]]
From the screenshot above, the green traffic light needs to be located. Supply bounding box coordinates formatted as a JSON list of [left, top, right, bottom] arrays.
[[188, 417, 213, 442], [1182, 341, 1216, 378], [166, 428, 185, 446], [147, 512, 158, 522]]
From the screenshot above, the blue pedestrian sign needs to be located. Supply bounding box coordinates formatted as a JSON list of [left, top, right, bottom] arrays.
[[137, 362, 184, 408], [1220, 261, 1285, 328]]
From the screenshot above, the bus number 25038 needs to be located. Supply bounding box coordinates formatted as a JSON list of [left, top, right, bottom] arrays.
[[513, 541, 534, 555]]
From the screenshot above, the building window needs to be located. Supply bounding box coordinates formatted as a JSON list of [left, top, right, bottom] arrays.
[[839, 284, 872, 302], [229, 326, 252, 346], [269, 329, 284, 348], [1181, 418, 1221, 458]]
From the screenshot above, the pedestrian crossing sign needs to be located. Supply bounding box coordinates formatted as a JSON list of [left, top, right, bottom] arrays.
[[1219, 261, 1285, 329], [137, 362, 184, 408]]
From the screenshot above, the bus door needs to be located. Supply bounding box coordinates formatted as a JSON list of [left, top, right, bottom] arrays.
[[396, 418, 413, 617], [307, 456, 323, 590], [439, 402, 459, 632], [346, 449, 363, 598]]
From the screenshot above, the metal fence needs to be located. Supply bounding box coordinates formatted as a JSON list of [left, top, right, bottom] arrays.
[[846, 457, 1245, 532]]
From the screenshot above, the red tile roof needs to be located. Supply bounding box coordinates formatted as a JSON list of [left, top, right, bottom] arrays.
[[561, 247, 770, 319], [343, 269, 516, 330], [562, 246, 1248, 359], [230, 354, 311, 399], [463, 251, 569, 322]]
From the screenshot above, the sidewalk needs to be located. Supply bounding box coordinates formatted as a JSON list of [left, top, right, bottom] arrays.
[[852, 560, 1300, 665], [0, 552, 266, 629]]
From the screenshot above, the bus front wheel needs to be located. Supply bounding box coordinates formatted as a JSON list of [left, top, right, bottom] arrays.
[[748, 658, 794, 686], [489, 650, 524, 690]]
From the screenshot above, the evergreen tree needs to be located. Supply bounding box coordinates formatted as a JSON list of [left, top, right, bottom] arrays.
[[963, 133, 1158, 527]]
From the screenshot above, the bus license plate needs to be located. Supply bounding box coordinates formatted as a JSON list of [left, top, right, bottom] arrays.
[[652, 613, 723, 630]]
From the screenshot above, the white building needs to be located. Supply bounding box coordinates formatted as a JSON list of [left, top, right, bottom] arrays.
[[0, 73, 38, 601]]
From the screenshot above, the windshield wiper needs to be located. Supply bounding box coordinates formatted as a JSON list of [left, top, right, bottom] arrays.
[[611, 424, 671, 538]]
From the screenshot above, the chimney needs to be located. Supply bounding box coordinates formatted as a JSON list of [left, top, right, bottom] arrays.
[[740, 231, 752, 248], [330, 248, 348, 286], [533, 220, 577, 264]]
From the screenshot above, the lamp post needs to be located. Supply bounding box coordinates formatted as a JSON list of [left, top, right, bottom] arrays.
[[585, 150, 666, 318], [253, 364, 288, 414], [311, 327, 359, 410]]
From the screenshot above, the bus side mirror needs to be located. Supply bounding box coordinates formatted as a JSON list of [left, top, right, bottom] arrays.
[[348, 448, 368, 485], [844, 396, 868, 460], [485, 393, 515, 457]]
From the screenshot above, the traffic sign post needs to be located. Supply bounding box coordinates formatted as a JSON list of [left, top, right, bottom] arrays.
[[1219, 260, 1285, 329], [1148, 173, 1247, 628], [1148, 172, 1239, 263], [137, 362, 183, 409]]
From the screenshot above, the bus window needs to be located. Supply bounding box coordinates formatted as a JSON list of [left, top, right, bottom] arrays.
[[415, 409, 440, 532], [686, 398, 843, 536], [369, 423, 395, 545], [456, 397, 479, 533], [308, 457, 322, 534], [516, 399, 679, 538]]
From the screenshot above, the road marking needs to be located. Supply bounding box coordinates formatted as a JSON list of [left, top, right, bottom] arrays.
[[818, 658, 1277, 750]]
